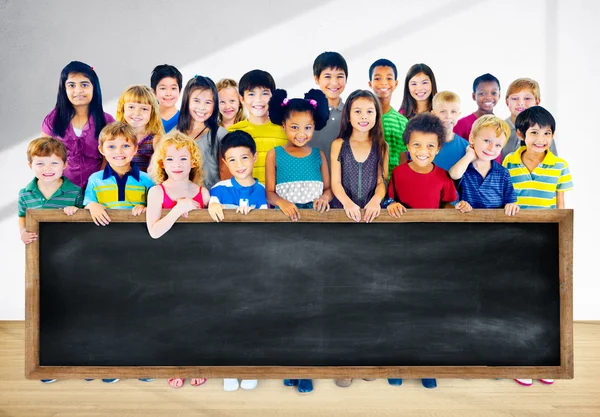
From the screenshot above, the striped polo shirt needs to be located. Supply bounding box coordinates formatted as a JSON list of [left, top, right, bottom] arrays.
[[83, 164, 154, 209], [457, 161, 517, 208], [382, 108, 408, 177], [502, 146, 573, 209], [18, 177, 83, 216]]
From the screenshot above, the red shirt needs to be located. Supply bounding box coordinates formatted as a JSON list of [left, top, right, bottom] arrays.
[[453, 112, 478, 140], [388, 163, 457, 208]]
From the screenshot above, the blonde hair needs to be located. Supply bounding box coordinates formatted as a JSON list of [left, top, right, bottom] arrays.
[[470, 115, 511, 144], [148, 130, 204, 186], [505, 78, 541, 101], [216, 78, 246, 126], [116, 85, 165, 146], [432, 91, 460, 109], [98, 121, 138, 148], [27, 137, 67, 164]]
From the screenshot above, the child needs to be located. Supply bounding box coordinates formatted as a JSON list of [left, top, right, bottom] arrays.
[[225, 70, 287, 184], [150, 64, 182, 133], [265, 89, 332, 221], [311, 51, 348, 168], [431, 91, 469, 171], [42, 61, 115, 189], [116, 85, 165, 172], [331, 91, 389, 221], [216, 78, 246, 128], [453, 73, 501, 140], [501, 78, 557, 161], [398, 63, 438, 119], [448, 115, 519, 216], [146, 131, 210, 238], [177, 75, 228, 189], [209, 131, 268, 223], [84, 122, 154, 227], [368, 58, 409, 175]]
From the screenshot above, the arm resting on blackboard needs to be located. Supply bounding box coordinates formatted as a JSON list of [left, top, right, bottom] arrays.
[[18, 216, 37, 244], [146, 185, 199, 238]]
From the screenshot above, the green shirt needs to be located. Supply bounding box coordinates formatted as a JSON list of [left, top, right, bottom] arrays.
[[18, 177, 83, 217], [381, 107, 408, 177]]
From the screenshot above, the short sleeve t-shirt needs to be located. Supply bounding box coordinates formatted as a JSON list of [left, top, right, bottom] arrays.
[[388, 163, 457, 208], [433, 134, 469, 171]]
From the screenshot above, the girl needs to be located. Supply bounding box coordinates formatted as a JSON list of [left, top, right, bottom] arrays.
[[265, 89, 332, 223], [398, 63, 438, 119], [41, 61, 114, 189], [216, 78, 246, 128], [116, 85, 165, 172], [177, 75, 228, 189], [330, 90, 389, 226]]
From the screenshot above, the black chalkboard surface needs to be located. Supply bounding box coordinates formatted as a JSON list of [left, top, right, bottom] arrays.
[[37, 219, 561, 369]]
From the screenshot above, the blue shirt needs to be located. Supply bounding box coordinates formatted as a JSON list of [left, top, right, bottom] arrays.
[[209, 177, 268, 209], [457, 161, 517, 208], [162, 110, 180, 133], [83, 164, 154, 208], [433, 134, 469, 171]]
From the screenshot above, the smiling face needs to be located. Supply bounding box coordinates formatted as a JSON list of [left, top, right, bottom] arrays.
[[518, 123, 554, 155], [473, 81, 500, 113], [65, 72, 93, 107], [188, 88, 215, 127], [315, 67, 347, 103], [30, 154, 66, 184], [162, 144, 193, 181], [408, 72, 432, 103], [218, 86, 241, 125], [349, 97, 377, 133], [123, 102, 152, 131], [241, 86, 272, 118], [223, 146, 257, 181], [432, 101, 461, 134], [154, 77, 180, 110], [282, 111, 315, 148], [470, 127, 506, 161], [369, 66, 398, 100], [407, 131, 440, 169], [507, 89, 540, 119], [99, 136, 137, 168]]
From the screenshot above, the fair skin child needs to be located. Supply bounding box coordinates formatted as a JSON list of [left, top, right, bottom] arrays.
[[208, 146, 258, 222], [146, 145, 210, 238], [123, 101, 152, 144], [330, 97, 389, 223], [387, 131, 472, 217], [507, 89, 540, 124], [186, 89, 215, 139], [472, 81, 500, 118], [153, 77, 180, 121], [86, 136, 145, 226], [432, 101, 461, 143], [517, 124, 564, 208], [448, 128, 520, 216], [218, 86, 242, 128], [265, 111, 333, 221], [314, 67, 347, 109], [19, 154, 78, 244], [408, 72, 432, 114], [241, 87, 272, 125]]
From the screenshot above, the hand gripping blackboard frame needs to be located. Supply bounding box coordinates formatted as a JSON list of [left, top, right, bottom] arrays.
[[25, 208, 573, 380]]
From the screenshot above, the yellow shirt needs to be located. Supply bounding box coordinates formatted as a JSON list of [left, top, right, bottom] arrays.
[[228, 120, 288, 184]]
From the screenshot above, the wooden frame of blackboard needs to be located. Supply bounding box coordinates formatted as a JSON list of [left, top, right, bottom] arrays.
[[25, 208, 573, 380]]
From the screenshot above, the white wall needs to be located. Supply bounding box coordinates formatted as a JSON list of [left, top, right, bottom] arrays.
[[0, 0, 598, 319]]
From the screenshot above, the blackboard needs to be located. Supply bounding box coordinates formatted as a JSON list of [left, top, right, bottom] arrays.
[[25, 209, 574, 379]]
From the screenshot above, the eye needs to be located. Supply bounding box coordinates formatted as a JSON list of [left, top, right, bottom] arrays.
[[324, 75, 331, 79], [142, 107, 149, 111], [241, 156, 249, 160], [181, 157, 188, 161], [165, 157, 173, 162], [81, 83, 90, 88], [247, 92, 254, 96], [123, 144, 130, 148], [496, 144, 502, 148], [491, 91, 498, 96], [524, 97, 531, 101], [108, 145, 115, 149]]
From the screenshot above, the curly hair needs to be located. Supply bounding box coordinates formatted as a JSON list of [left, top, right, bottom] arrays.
[[148, 130, 204, 186], [268, 88, 329, 131], [402, 112, 445, 148]]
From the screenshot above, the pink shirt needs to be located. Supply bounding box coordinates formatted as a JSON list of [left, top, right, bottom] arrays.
[[453, 113, 478, 141]]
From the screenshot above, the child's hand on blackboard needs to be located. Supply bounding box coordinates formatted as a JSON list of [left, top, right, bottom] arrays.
[[208, 202, 224, 222], [63, 206, 78, 216], [279, 200, 301, 221], [87, 202, 111, 226], [343, 201, 362, 222], [131, 205, 146, 216], [20, 229, 37, 244], [313, 196, 330, 213], [364, 199, 381, 223], [236, 205, 254, 215], [504, 203, 520, 216], [387, 202, 406, 218], [174, 198, 200, 217], [455, 200, 472, 213]]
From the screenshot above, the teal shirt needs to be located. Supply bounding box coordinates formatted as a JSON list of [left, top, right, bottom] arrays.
[[18, 177, 83, 217]]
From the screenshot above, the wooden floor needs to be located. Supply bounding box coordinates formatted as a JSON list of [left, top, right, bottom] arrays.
[[1, 322, 599, 417]]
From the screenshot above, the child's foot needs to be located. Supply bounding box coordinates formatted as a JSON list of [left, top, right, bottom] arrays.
[[362, 378, 376, 381], [283, 379, 299, 386], [224, 378, 240, 391], [40, 379, 57, 383], [240, 379, 258, 390], [388, 378, 403, 386], [334, 378, 352, 387], [101, 379, 119, 383], [515, 379, 533, 386], [422, 378, 437, 389], [138, 378, 155, 382], [191, 378, 206, 387], [298, 379, 313, 394], [168, 378, 184, 388], [84, 379, 94, 382], [539, 379, 554, 384]]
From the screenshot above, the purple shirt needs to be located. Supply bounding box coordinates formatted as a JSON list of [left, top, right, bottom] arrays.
[[42, 108, 115, 189]]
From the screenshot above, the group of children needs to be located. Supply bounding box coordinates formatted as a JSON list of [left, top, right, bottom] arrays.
[[19, 52, 573, 392]]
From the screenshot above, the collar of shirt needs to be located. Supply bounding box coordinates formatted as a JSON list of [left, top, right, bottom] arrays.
[[24, 176, 78, 194], [102, 163, 140, 182], [509, 146, 557, 166], [231, 176, 259, 191], [331, 99, 344, 113]]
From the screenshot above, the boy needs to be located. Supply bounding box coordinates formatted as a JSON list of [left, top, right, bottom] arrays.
[[448, 115, 519, 216], [503, 106, 572, 210], [453, 73, 501, 140], [151, 64, 182, 133], [386, 113, 472, 219], [431, 91, 469, 171], [84, 122, 154, 226], [311, 51, 348, 167], [368, 58, 409, 175], [501, 78, 557, 161], [209, 130, 268, 225], [225, 69, 287, 184]]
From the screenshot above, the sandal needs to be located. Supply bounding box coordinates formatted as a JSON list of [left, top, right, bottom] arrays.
[[168, 378, 184, 388], [191, 378, 206, 387]]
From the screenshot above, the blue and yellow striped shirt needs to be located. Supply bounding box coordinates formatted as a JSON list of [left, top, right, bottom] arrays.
[[502, 146, 573, 209], [83, 164, 154, 209]]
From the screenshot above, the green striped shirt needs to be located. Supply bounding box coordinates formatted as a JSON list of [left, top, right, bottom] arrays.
[[381, 108, 408, 177], [18, 177, 83, 217]]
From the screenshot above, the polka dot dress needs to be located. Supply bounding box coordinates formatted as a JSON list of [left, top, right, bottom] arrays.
[[275, 146, 323, 205]]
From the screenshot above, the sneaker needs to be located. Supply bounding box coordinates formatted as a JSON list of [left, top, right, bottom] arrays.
[[388, 378, 403, 386], [138, 378, 155, 382], [539, 379, 554, 384], [102, 379, 119, 383], [422, 378, 437, 389], [224, 378, 240, 391], [240, 379, 257, 390], [298, 379, 313, 393], [41, 379, 57, 383], [84, 379, 94, 382], [515, 379, 533, 386], [334, 378, 352, 387], [283, 379, 299, 386]]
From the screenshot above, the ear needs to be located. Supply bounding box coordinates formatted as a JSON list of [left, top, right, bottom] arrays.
[[393, 80, 399, 88], [468, 133, 475, 145], [368, 81, 373, 89], [314, 75, 320, 85], [253, 152, 258, 162], [151, 88, 156, 95], [63, 161, 68, 170], [98, 146, 105, 156], [471, 92, 476, 101], [516, 130, 525, 140], [535, 98, 541, 105]]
